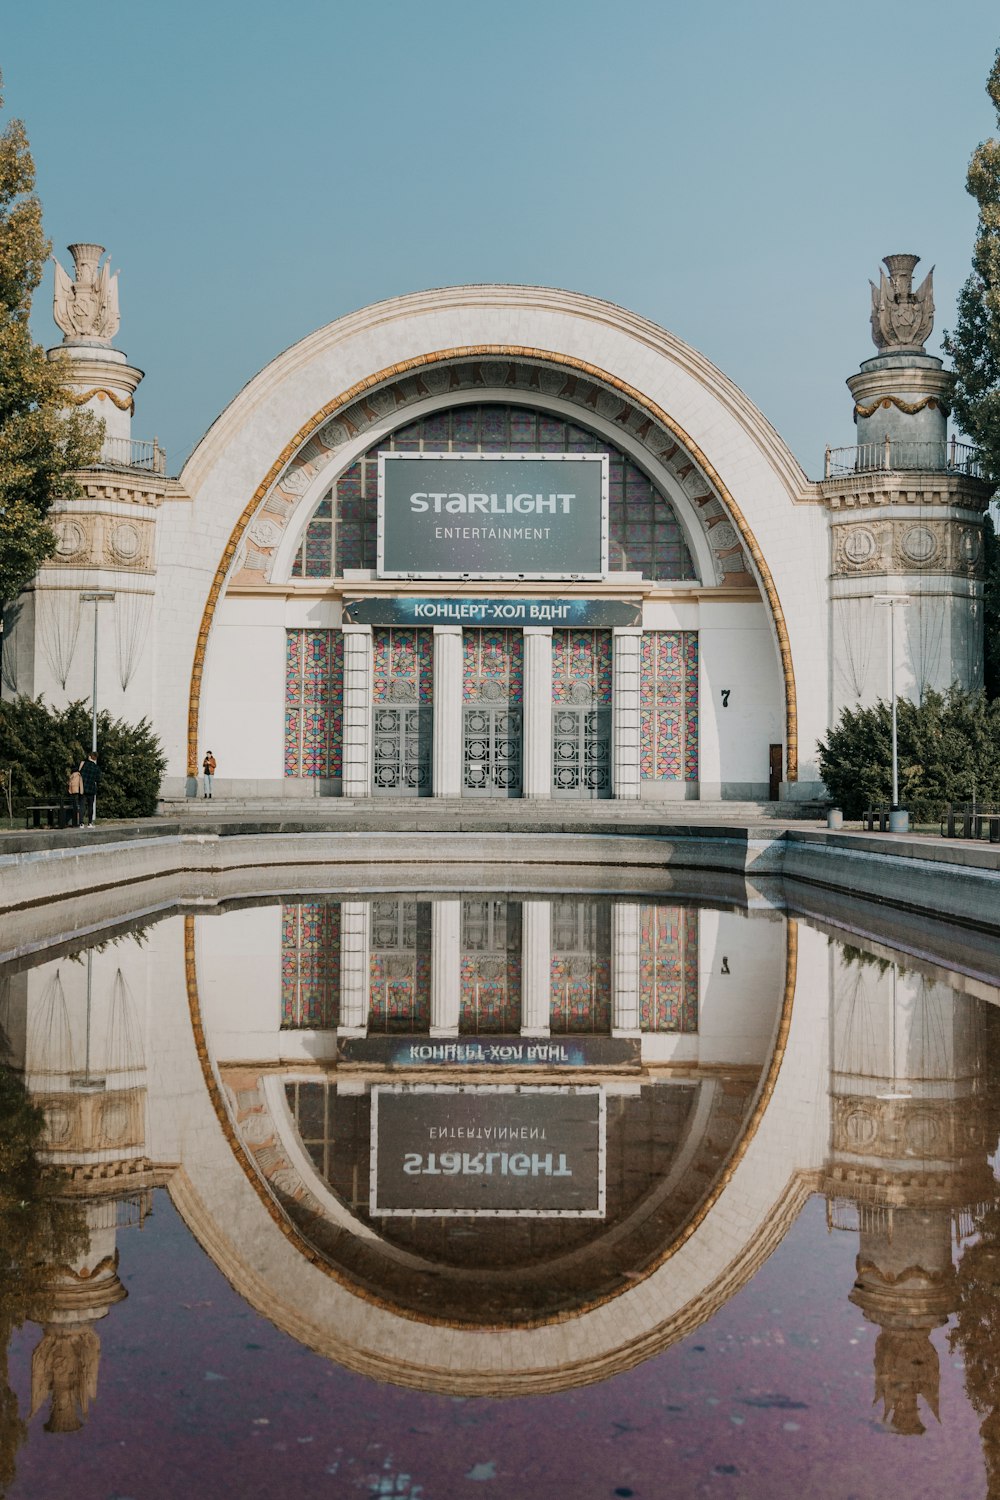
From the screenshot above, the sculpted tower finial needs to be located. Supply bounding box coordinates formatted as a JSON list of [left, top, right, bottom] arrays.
[[869, 254, 935, 353], [52, 243, 120, 344]]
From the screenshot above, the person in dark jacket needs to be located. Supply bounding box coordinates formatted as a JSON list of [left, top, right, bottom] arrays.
[[80, 752, 101, 826]]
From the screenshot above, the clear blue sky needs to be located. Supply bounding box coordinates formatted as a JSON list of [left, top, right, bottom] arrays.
[[4, 1, 998, 475]]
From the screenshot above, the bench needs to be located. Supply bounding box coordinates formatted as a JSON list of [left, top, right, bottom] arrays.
[[940, 803, 1000, 842], [24, 803, 73, 829], [863, 807, 890, 832]]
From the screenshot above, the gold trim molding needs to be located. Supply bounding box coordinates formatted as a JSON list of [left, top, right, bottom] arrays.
[[854, 395, 946, 420], [185, 347, 799, 780], [66, 387, 135, 415]]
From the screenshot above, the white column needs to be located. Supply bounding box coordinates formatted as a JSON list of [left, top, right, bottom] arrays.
[[341, 625, 372, 798], [430, 899, 461, 1034], [612, 628, 642, 800], [521, 899, 551, 1035], [432, 626, 463, 798], [523, 627, 552, 799], [612, 902, 641, 1036], [338, 900, 370, 1036]]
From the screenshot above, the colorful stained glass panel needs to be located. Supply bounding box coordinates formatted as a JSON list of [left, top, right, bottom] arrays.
[[284, 630, 344, 778], [639, 631, 699, 781]]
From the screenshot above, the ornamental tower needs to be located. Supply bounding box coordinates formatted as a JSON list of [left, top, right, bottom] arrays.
[[1, 244, 179, 728], [823, 255, 992, 723]]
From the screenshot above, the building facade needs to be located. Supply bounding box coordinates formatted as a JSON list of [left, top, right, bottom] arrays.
[[2, 252, 990, 801]]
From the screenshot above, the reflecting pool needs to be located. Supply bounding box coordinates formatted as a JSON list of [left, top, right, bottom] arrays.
[[1, 881, 999, 1498]]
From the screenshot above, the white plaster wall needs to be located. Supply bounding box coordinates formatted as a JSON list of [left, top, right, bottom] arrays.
[[152, 288, 828, 789], [831, 572, 984, 720], [28, 578, 155, 732], [641, 907, 786, 1066], [697, 909, 786, 1065], [23, 943, 149, 1085], [143, 912, 231, 1173], [697, 601, 784, 797], [201, 596, 287, 783], [197, 904, 282, 1044]]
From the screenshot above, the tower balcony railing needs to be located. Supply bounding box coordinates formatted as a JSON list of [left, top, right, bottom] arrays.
[[824, 436, 983, 480], [89, 436, 167, 476]]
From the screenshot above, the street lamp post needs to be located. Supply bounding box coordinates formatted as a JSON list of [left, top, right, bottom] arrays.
[[79, 592, 115, 824], [873, 594, 910, 833]]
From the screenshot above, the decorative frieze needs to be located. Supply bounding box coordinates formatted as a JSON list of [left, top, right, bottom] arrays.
[[44, 511, 156, 573], [830, 1092, 991, 1162], [832, 516, 983, 579]]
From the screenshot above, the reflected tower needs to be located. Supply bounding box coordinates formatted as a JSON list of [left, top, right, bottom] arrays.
[[823, 949, 999, 1435], [6, 949, 164, 1433]]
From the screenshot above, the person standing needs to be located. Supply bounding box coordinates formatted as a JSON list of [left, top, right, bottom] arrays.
[[80, 752, 101, 826], [67, 763, 84, 827], [202, 750, 216, 798]]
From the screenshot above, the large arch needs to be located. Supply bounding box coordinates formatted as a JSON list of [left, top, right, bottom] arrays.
[[156, 287, 826, 793]]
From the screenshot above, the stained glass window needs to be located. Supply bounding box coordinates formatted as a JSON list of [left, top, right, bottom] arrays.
[[639, 631, 699, 781], [284, 630, 344, 778]]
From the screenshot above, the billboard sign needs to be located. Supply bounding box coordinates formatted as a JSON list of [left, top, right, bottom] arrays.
[[377, 452, 608, 580], [342, 597, 641, 629], [370, 1084, 606, 1217]]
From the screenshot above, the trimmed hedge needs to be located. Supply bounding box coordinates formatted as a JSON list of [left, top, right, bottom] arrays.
[[0, 697, 166, 818]]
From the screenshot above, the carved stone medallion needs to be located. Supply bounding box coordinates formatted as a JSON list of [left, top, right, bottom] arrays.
[[53, 520, 88, 559], [899, 525, 940, 566]]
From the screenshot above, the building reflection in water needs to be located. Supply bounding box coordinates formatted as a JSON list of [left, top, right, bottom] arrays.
[[279, 897, 700, 1043], [0, 941, 168, 1480], [823, 944, 1000, 1436], [2, 890, 1000, 1483]]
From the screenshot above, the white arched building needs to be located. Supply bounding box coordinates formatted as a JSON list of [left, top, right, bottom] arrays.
[[3, 256, 989, 802]]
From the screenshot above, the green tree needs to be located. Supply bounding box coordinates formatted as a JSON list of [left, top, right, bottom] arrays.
[[985, 511, 1000, 699], [944, 48, 1000, 488], [0, 698, 167, 817], [0, 77, 101, 633], [817, 687, 1000, 820]]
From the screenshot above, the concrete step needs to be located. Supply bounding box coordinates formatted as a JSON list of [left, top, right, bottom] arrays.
[[158, 797, 824, 822]]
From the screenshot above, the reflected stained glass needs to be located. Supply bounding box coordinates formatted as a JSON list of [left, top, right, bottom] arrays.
[[281, 902, 340, 1029]]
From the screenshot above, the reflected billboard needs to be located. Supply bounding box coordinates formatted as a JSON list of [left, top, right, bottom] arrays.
[[370, 1083, 606, 1217], [377, 452, 608, 579]]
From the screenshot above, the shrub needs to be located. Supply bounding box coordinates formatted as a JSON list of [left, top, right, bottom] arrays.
[[816, 687, 1000, 821], [0, 697, 166, 817]]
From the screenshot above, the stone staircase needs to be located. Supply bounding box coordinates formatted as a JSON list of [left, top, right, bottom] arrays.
[[157, 796, 825, 825]]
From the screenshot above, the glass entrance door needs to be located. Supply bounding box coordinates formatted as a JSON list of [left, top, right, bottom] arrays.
[[371, 629, 433, 796], [462, 630, 523, 797], [551, 630, 612, 798]]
